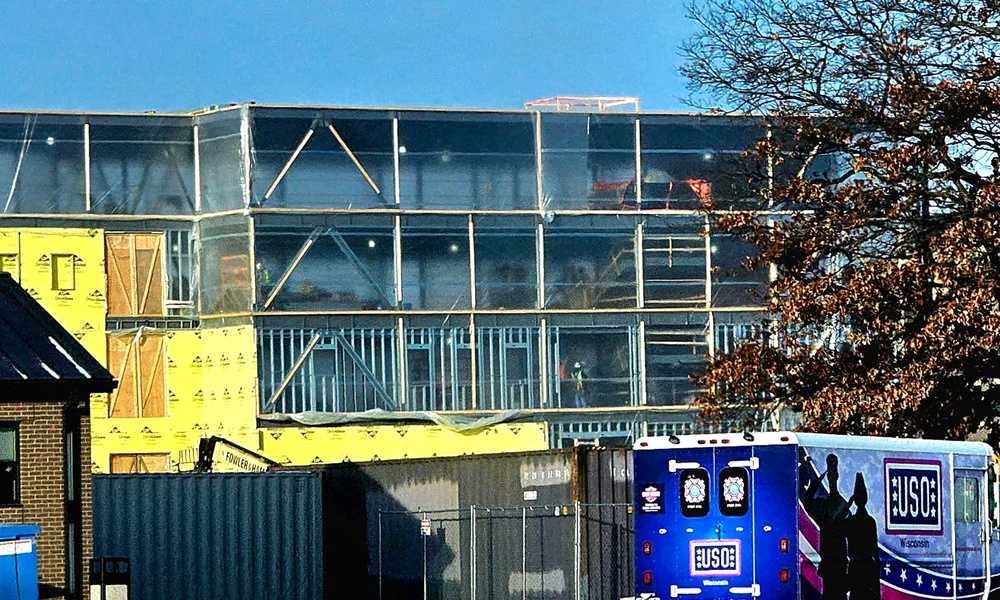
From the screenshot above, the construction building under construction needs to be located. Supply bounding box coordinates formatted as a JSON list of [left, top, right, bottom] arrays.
[[0, 102, 766, 471]]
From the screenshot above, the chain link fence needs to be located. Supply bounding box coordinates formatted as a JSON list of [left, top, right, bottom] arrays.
[[376, 503, 634, 600]]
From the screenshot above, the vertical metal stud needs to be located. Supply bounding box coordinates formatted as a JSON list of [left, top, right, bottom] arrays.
[[83, 123, 91, 213], [634, 117, 642, 207], [536, 222, 545, 309], [638, 319, 648, 406], [393, 116, 401, 205], [193, 124, 202, 213], [534, 111, 544, 210], [468, 215, 477, 309]]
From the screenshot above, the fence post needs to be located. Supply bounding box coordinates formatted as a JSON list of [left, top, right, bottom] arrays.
[[423, 510, 428, 600], [522, 506, 527, 600], [378, 510, 383, 600], [575, 501, 582, 600], [470, 505, 477, 600]]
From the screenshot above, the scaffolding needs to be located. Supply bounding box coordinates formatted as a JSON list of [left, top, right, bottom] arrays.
[[524, 96, 641, 111]]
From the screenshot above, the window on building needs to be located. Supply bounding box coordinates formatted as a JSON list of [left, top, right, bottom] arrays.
[[166, 229, 195, 313], [110, 453, 170, 474], [51, 254, 77, 290], [0, 425, 19, 505]]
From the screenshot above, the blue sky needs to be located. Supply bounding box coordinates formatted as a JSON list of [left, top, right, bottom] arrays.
[[0, 1, 695, 112]]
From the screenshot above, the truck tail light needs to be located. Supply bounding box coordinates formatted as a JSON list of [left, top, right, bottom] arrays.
[[643, 571, 653, 585], [780, 537, 789, 553], [642, 541, 652, 556], [779, 568, 789, 583]]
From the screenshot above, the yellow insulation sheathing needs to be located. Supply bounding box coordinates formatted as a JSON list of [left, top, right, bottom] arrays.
[[0, 228, 107, 362], [93, 325, 259, 473], [259, 422, 548, 465]]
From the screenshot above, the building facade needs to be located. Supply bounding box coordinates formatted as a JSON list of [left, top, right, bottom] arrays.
[[0, 104, 767, 470]]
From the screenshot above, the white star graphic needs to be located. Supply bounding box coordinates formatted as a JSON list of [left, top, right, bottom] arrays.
[[901, 569, 908, 582], [892, 490, 898, 501], [884, 564, 891, 575], [893, 506, 899, 516], [931, 507, 936, 517], [931, 579, 938, 591], [916, 574, 923, 587], [959, 583, 963, 592], [946, 582, 952, 592], [930, 492, 936, 503]]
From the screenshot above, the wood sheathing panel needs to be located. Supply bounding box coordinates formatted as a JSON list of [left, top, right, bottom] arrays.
[[106, 233, 164, 316]]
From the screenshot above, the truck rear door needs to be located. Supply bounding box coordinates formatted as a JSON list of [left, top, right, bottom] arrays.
[[666, 444, 758, 600]]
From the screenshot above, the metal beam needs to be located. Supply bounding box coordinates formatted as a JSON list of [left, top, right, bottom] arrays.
[[327, 122, 388, 203], [266, 332, 321, 409], [264, 127, 315, 201], [334, 333, 399, 411], [262, 228, 324, 309]]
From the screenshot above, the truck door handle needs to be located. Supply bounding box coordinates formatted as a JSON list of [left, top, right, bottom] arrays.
[[670, 585, 702, 597], [729, 584, 761, 596], [669, 460, 701, 473]]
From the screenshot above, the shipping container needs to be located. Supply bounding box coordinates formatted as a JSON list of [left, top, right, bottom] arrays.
[[93, 472, 324, 600]]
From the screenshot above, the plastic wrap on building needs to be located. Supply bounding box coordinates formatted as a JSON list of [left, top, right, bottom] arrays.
[[93, 472, 323, 600]]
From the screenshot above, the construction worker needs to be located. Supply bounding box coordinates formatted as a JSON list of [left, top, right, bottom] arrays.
[[571, 361, 587, 408]]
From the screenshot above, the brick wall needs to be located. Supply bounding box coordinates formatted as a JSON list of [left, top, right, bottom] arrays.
[[0, 398, 91, 599]]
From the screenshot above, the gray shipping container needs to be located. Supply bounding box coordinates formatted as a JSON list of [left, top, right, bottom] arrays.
[[93, 472, 324, 600], [93, 447, 633, 600]]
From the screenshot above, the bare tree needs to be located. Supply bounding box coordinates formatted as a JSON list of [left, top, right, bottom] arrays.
[[684, 0, 1000, 441]]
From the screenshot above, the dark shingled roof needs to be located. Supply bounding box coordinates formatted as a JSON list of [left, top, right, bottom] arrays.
[[0, 272, 115, 394]]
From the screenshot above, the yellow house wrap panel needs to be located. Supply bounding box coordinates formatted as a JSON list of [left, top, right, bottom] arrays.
[[2, 228, 108, 364], [259, 422, 548, 465], [93, 324, 259, 473]]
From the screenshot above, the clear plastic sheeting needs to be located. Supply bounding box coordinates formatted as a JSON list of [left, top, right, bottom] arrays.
[[474, 215, 537, 309], [0, 113, 86, 214], [714, 312, 762, 355], [548, 325, 639, 409], [543, 216, 638, 309], [640, 116, 764, 208], [197, 109, 245, 213], [405, 325, 473, 411], [477, 325, 541, 410], [400, 215, 471, 310], [254, 215, 396, 311], [89, 116, 195, 215], [711, 234, 768, 307], [199, 216, 252, 315], [398, 112, 535, 209], [642, 216, 708, 308], [251, 109, 394, 209], [644, 318, 710, 406], [258, 408, 528, 434], [540, 113, 636, 211]]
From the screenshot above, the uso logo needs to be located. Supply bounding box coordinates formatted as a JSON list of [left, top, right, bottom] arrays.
[[884, 459, 942, 534]]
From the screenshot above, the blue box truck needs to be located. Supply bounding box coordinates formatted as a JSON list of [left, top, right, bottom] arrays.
[[633, 432, 1000, 600]]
